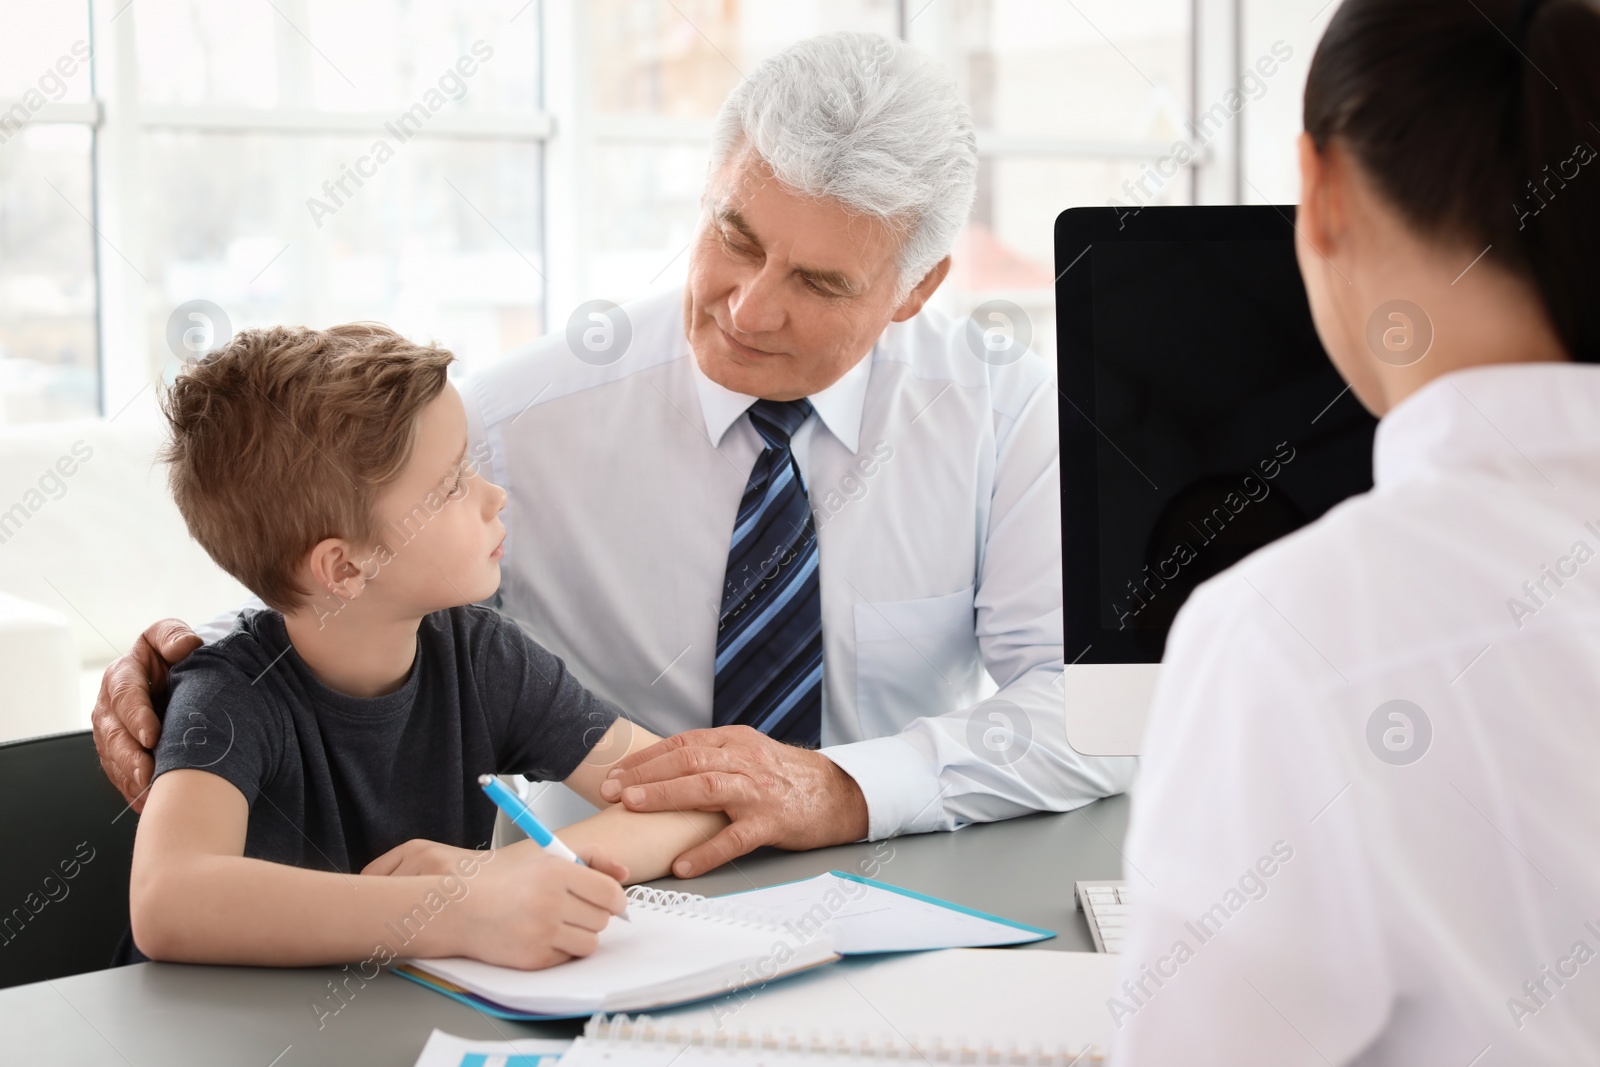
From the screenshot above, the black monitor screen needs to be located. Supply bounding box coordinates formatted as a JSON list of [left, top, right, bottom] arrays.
[[1057, 208, 1377, 663]]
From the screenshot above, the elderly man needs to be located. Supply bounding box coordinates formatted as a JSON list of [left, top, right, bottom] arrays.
[[93, 31, 1135, 877]]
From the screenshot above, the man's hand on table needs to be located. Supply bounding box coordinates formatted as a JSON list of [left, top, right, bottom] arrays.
[[91, 619, 202, 812], [597, 725, 870, 878]]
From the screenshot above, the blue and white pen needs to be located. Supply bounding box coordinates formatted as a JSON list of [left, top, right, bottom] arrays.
[[477, 774, 630, 921]]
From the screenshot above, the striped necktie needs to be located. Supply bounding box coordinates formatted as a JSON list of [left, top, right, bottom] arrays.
[[712, 398, 822, 747]]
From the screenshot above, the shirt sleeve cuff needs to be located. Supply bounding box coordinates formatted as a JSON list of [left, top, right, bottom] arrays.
[[820, 734, 946, 841]]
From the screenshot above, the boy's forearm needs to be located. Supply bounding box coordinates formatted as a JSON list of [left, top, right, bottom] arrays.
[[131, 851, 485, 966], [557, 806, 729, 884]]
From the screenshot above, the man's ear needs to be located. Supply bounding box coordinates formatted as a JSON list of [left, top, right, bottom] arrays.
[[305, 537, 368, 605], [890, 255, 952, 322]]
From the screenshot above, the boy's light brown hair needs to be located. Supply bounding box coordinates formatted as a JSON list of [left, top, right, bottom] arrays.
[[159, 323, 455, 612]]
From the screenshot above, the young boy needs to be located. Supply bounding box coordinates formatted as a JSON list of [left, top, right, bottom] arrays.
[[126, 323, 726, 970]]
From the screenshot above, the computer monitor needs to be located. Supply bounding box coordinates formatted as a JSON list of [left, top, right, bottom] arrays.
[[1053, 205, 1378, 753]]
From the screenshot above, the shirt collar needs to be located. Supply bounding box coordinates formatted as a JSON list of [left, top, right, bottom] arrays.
[[1374, 362, 1600, 488], [689, 345, 872, 454]]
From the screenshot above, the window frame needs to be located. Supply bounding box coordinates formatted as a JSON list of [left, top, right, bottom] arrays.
[[0, 0, 1234, 420]]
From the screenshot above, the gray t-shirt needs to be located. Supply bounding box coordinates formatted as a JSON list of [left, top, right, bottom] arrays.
[[151, 604, 619, 871]]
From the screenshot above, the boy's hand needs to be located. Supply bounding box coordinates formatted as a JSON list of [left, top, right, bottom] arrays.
[[363, 839, 482, 878], [442, 849, 630, 970], [364, 839, 629, 885], [569, 844, 629, 885]]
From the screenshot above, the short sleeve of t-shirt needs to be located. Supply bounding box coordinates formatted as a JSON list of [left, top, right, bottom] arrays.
[[463, 606, 621, 781], [152, 645, 286, 804]]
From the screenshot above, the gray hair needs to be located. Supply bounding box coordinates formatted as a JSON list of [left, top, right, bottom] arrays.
[[708, 32, 978, 302]]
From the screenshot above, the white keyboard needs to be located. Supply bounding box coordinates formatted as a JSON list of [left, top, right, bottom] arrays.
[[1074, 879, 1130, 953]]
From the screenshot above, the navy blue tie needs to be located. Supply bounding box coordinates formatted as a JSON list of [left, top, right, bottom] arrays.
[[712, 399, 822, 747]]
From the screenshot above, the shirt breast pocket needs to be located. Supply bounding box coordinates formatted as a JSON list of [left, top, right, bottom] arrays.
[[852, 585, 983, 740]]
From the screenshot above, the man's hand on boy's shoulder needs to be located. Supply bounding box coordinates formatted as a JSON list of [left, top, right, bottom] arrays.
[[91, 618, 203, 812]]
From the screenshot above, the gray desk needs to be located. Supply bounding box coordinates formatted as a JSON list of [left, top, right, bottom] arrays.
[[0, 795, 1128, 1066]]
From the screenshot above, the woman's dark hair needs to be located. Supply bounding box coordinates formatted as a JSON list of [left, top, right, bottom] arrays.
[[1304, 0, 1600, 364]]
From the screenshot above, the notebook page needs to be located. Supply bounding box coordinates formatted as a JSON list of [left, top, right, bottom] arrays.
[[727, 872, 1052, 952], [412, 898, 833, 1015]]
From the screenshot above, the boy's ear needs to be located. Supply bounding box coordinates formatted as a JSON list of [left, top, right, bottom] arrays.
[[305, 537, 369, 605]]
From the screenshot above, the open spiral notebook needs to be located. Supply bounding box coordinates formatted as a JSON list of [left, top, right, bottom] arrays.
[[397, 873, 1054, 1020], [396, 885, 841, 1019]]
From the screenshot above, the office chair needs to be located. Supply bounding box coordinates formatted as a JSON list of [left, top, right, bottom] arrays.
[[0, 730, 139, 989]]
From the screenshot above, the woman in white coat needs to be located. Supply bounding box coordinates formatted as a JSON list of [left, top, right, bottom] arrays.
[[1112, 0, 1600, 1063]]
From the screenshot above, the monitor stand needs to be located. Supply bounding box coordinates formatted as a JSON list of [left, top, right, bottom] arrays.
[[1061, 663, 1160, 757]]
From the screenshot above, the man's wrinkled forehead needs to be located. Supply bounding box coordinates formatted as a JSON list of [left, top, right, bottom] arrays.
[[702, 151, 896, 294]]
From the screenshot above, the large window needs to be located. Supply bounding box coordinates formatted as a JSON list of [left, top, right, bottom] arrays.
[[0, 3, 98, 423], [909, 0, 1194, 362], [0, 0, 1320, 426], [3, 0, 542, 426]]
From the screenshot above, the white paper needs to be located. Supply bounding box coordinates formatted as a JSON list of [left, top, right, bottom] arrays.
[[725, 872, 1051, 953], [412, 1029, 569, 1067], [410, 897, 837, 1014]]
